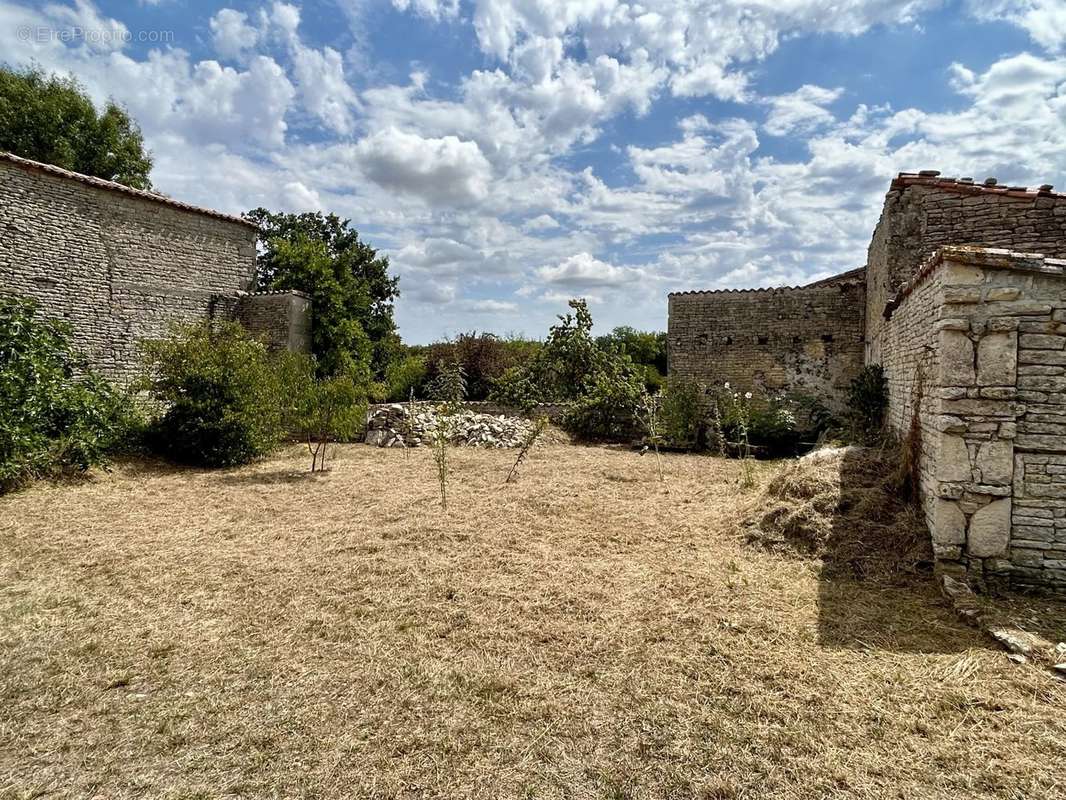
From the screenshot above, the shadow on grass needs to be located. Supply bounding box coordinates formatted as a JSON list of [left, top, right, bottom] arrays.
[[813, 448, 982, 654], [214, 468, 324, 486]]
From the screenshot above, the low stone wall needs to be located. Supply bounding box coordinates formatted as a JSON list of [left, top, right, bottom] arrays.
[[369, 401, 569, 421], [884, 246, 1066, 593]]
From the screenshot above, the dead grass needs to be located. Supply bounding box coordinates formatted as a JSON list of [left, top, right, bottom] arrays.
[[1, 444, 1063, 799], [743, 446, 933, 581]]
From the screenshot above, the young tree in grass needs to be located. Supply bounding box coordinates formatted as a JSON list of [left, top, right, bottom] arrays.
[[0, 65, 152, 188], [283, 356, 366, 473]]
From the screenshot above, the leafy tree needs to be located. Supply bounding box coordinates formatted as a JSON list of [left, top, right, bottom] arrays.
[[0, 65, 152, 188], [418, 332, 540, 400], [491, 299, 644, 439], [283, 356, 367, 472], [0, 297, 132, 491], [597, 326, 667, 392], [244, 208, 399, 379]]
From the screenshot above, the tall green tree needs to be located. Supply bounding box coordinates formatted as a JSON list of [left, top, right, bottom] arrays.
[[0, 65, 152, 189], [244, 209, 400, 380]]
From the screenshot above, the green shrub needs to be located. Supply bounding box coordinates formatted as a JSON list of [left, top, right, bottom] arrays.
[[659, 376, 713, 449], [138, 322, 288, 467], [284, 356, 367, 471], [383, 354, 427, 401], [490, 299, 644, 438], [717, 386, 801, 457], [0, 297, 131, 491], [846, 364, 888, 444]]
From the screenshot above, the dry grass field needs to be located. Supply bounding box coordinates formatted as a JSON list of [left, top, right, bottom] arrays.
[[2, 443, 1064, 799]]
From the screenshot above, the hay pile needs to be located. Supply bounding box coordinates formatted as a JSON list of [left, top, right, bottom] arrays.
[[744, 446, 933, 581]]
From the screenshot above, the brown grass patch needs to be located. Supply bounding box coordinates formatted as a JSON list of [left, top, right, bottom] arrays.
[[1, 444, 1063, 798]]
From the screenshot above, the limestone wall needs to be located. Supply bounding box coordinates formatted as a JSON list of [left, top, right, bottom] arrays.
[[885, 246, 1066, 593], [237, 291, 312, 353], [0, 153, 259, 382], [667, 271, 865, 412], [866, 172, 1066, 362]]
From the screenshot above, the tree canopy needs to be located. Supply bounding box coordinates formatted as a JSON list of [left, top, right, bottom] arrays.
[[0, 65, 152, 189], [244, 209, 401, 380]]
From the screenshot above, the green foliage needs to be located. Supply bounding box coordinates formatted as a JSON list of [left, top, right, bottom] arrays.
[[138, 322, 287, 468], [563, 370, 643, 440], [0, 297, 131, 491], [846, 364, 889, 444], [596, 326, 667, 391], [717, 386, 801, 458], [428, 360, 467, 403], [284, 356, 367, 471], [490, 300, 644, 439], [383, 354, 427, 402], [418, 332, 539, 401], [658, 376, 714, 449], [0, 65, 152, 188], [244, 208, 399, 379]]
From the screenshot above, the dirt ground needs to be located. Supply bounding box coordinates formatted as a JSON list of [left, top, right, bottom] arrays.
[[1, 444, 1063, 799]]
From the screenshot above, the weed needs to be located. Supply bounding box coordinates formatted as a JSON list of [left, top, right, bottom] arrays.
[[506, 415, 549, 484]]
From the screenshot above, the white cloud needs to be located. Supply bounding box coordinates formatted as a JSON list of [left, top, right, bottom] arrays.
[[209, 8, 259, 60], [967, 1, 1066, 53], [354, 127, 494, 206], [764, 84, 844, 136], [536, 252, 642, 288], [463, 298, 518, 312]]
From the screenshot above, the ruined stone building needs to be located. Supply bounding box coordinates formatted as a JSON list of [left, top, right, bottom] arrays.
[[669, 171, 1066, 593], [0, 152, 310, 382]]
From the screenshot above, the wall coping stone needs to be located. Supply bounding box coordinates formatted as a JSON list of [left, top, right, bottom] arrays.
[[0, 151, 258, 230], [669, 266, 865, 297], [891, 171, 1066, 199], [886, 246, 1066, 320]]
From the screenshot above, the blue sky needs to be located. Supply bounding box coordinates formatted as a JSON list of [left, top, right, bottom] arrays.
[[3, 1, 1066, 342]]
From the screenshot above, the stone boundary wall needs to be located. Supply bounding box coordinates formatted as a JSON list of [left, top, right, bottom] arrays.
[[866, 172, 1066, 363], [0, 153, 261, 383], [237, 290, 312, 353], [667, 272, 865, 412], [368, 401, 570, 422], [884, 246, 1066, 593]]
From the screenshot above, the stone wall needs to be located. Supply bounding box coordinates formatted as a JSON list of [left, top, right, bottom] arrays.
[[667, 269, 865, 412], [0, 153, 262, 382], [884, 246, 1066, 593], [866, 171, 1066, 362], [237, 290, 312, 353]]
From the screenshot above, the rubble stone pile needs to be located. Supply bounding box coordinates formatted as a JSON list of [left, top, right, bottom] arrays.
[[365, 404, 535, 448]]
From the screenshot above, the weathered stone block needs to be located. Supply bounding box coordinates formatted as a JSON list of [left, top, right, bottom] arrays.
[[1019, 333, 1065, 350], [940, 329, 976, 386], [968, 497, 1011, 557], [977, 331, 1018, 386], [932, 500, 967, 545], [973, 438, 1013, 485], [937, 434, 972, 483]]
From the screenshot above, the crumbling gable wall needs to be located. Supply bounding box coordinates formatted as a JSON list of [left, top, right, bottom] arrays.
[[866, 172, 1066, 362], [0, 153, 308, 381], [883, 246, 1066, 593], [667, 270, 865, 412]]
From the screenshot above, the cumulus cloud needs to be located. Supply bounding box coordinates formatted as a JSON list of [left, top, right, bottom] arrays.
[[536, 253, 642, 288], [354, 127, 494, 206], [764, 84, 844, 136], [209, 8, 259, 60]]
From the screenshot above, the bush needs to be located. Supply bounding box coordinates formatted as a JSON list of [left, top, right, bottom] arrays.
[[846, 364, 888, 444], [418, 332, 538, 401], [659, 376, 713, 449], [285, 357, 367, 471], [383, 354, 427, 402], [490, 299, 645, 439], [138, 322, 288, 467], [718, 386, 801, 457], [0, 297, 131, 491]]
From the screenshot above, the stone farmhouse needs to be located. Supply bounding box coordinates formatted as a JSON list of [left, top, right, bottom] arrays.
[[0, 152, 310, 382], [670, 171, 1066, 593]]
